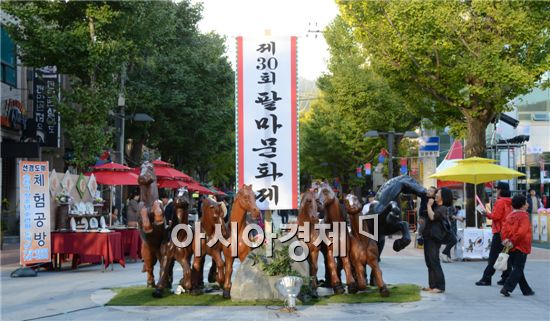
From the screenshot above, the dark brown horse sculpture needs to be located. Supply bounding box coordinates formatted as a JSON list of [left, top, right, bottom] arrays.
[[317, 184, 357, 294], [191, 197, 228, 294], [153, 187, 194, 298], [222, 184, 260, 299], [345, 194, 389, 296], [297, 190, 322, 297], [137, 161, 166, 288]]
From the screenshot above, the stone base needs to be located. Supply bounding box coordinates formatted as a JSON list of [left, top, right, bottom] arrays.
[[231, 239, 309, 301]]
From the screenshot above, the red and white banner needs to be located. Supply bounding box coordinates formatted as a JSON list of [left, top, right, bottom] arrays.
[[236, 36, 298, 210], [19, 161, 51, 265]]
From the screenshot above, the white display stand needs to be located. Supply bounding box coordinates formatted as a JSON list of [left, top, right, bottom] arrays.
[[455, 228, 492, 260]]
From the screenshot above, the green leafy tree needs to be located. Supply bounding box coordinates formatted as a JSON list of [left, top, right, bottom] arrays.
[[300, 16, 420, 187], [338, 0, 550, 158], [1, 1, 139, 170]]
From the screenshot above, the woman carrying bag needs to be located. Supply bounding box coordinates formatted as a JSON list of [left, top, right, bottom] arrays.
[[500, 194, 535, 297], [422, 187, 454, 294]]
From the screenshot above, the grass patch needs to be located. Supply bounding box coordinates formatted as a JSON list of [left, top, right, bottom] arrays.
[[106, 284, 420, 306]]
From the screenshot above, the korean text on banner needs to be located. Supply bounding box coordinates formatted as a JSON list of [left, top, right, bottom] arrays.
[[19, 161, 51, 265], [236, 37, 298, 210]]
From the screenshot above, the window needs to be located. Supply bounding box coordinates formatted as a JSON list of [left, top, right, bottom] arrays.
[[1, 26, 17, 87]]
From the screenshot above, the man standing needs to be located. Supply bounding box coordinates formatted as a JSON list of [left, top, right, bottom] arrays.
[[160, 191, 173, 227]]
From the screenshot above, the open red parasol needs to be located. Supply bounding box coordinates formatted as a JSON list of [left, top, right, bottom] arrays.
[[133, 160, 192, 182], [85, 163, 139, 186]]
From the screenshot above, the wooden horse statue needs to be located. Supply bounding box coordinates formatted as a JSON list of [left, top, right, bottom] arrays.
[[137, 161, 166, 288], [222, 184, 260, 299], [297, 190, 322, 297], [367, 176, 427, 255], [191, 197, 228, 294], [345, 194, 389, 296], [317, 184, 358, 294], [153, 187, 194, 297]]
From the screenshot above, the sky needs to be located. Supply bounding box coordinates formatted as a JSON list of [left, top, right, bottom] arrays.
[[192, 0, 339, 81]]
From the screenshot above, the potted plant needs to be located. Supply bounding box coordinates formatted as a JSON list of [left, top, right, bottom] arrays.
[[55, 192, 73, 205]]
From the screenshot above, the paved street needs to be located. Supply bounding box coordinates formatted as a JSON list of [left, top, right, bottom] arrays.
[[2, 229, 549, 321]]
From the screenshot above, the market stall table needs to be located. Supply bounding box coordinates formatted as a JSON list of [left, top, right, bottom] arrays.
[[114, 228, 142, 260], [51, 231, 125, 270]]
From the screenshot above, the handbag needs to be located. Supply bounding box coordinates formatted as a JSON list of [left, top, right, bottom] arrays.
[[494, 246, 510, 271], [430, 207, 457, 245]]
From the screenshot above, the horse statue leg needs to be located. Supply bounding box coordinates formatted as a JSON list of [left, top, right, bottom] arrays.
[[366, 241, 390, 297], [325, 245, 345, 294], [141, 242, 156, 288], [222, 247, 234, 299], [210, 249, 226, 288], [308, 245, 320, 298], [153, 243, 173, 298], [175, 249, 193, 292]]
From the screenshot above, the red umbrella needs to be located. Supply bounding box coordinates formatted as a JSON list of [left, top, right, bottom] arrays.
[[157, 177, 214, 195], [85, 163, 139, 186], [133, 160, 192, 182], [186, 181, 214, 195]]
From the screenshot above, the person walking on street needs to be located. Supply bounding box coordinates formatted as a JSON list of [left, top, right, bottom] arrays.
[[422, 187, 453, 294], [500, 194, 535, 297], [476, 182, 512, 286], [526, 188, 542, 222], [441, 205, 464, 263]]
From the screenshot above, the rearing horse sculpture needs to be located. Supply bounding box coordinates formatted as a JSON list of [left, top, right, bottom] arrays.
[[138, 161, 166, 287], [222, 184, 260, 299], [317, 184, 358, 294], [368, 176, 426, 255], [345, 194, 389, 296], [153, 187, 194, 298]]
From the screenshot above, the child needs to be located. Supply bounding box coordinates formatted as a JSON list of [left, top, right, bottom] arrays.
[[500, 194, 535, 297]]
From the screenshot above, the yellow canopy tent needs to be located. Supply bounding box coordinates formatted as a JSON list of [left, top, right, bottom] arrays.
[[429, 157, 525, 226]]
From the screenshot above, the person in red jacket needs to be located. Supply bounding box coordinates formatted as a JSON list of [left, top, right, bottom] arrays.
[[476, 182, 512, 286], [500, 194, 534, 297]]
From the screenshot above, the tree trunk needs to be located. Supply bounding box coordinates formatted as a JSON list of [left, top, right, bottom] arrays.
[[463, 110, 493, 227]]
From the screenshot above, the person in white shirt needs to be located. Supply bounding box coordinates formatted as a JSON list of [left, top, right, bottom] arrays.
[[362, 191, 377, 215]]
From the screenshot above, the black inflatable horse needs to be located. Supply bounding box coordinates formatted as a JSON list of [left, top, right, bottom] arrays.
[[367, 176, 426, 254]]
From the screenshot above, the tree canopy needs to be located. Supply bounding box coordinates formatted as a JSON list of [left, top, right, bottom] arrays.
[[337, 0, 550, 157], [300, 16, 420, 187], [2, 1, 235, 185]]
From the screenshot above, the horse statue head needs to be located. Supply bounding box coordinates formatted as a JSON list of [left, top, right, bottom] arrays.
[[201, 197, 228, 236], [344, 194, 362, 216], [235, 184, 260, 219], [138, 161, 158, 208], [172, 187, 192, 226], [316, 183, 337, 208], [300, 190, 319, 220]]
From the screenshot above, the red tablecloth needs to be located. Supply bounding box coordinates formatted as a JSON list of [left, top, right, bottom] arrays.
[[51, 232, 125, 269], [118, 229, 142, 260]]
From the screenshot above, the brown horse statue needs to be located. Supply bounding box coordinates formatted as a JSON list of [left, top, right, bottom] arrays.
[[191, 197, 228, 294], [153, 187, 194, 298], [345, 194, 389, 297], [297, 190, 322, 297], [317, 184, 358, 294], [137, 161, 166, 288], [222, 184, 260, 299]]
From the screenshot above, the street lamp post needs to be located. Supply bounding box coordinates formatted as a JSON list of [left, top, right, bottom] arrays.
[[364, 130, 419, 179]]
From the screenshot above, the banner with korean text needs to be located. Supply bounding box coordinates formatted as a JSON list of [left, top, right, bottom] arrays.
[[19, 161, 51, 265], [236, 36, 298, 210]]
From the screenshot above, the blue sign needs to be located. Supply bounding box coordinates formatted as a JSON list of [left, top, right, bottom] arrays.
[[419, 136, 440, 157]]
